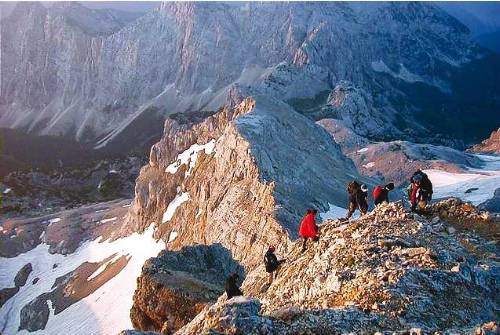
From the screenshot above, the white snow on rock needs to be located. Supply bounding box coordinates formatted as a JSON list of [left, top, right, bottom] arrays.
[[162, 192, 190, 223], [320, 203, 361, 221], [0, 224, 165, 335], [425, 154, 500, 205], [48, 218, 61, 225], [167, 231, 178, 243], [165, 140, 216, 176], [99, 217, 117, 224], [362, 162, 375, 169], [3, 188, 12, 195], [357, 147, 368, 153]]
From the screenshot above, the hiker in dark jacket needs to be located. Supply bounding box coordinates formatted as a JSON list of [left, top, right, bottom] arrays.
[[346, 181, 368, 219], [225, 273, 243, 299], [373, 183, 395, 205], [410, 170, 433, 211], [264, 245, 285, 284]]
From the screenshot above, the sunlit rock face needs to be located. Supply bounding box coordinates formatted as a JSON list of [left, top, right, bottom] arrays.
[[1, 2, 491, 149]]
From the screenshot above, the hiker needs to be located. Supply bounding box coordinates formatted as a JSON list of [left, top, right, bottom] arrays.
[[373, 182, 395, 205], [408, 175, 421, 212], [225, 273, 243, 299], [264, 245, 285, 284], [299, 209, 319, 253], [346, 181, 368, 219], [409, 170, 433, 211]]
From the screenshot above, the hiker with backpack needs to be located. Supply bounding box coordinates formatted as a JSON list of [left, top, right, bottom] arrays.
[[409, 170, 433, 212], [225, 273, 243, 299], [346, 181, 369, 219], [373, 183, 395, 205], [264, 245, 285, 284], [299, 209, 319, 253]]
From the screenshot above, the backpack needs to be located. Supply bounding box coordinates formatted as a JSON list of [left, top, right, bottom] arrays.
[[372, 185, 383, 200]]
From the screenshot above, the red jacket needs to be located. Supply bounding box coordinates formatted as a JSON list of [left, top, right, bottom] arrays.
[[299, 213, 318, 238], [410, 184, 419, 205]]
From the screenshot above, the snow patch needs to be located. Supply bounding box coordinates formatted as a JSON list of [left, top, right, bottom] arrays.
[[0, 224, 165, 335], [424, 155, 500, 205], [363, 162, 375, 169], [3, 188, 12, 195], [320, 203, 360, 221], [99, 217, 117, 224], [168, 231, 178, 243], [357, 147, 369, 153], [48, 218, 61, 225], [162, 192, 190, 223], [165, 140, 216, 176]]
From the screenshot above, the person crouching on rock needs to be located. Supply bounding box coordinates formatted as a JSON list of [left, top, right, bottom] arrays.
[[264, 245, 285, 284], [225, 273, 243, 299], [346, 181, 369, 219], [373, 182, 395, 206], [299, 209, 319, 253]]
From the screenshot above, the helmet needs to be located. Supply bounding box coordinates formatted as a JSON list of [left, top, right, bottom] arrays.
[[361, 184, 368, 192], [269, 245, 275, 252], [386, 183, 395, 190]]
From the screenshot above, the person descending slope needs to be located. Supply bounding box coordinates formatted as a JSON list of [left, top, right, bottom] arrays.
[[373, 183, 395, 205], [346, 181, 368, 219], [264, 246, 285, 284], [225, 273, 243, 299], [299, 209, 319, 253]]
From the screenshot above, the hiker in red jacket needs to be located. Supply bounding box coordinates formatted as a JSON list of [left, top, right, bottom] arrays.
[[373, 183, 395, 205], [299, 209, 319, 253], [408, 176, 421, 212]]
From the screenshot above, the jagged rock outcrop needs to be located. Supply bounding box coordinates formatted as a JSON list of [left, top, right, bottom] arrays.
[[130, 244, 244, 334], [176, 201, 499, 334], [128, 95, 369, 333], [126, 96, 365, 269], [469, 128, 500, 154]]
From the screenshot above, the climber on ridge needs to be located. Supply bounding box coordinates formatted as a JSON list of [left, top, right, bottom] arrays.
[[299, 209, 319, 253], [373, 182, 395, 205], [408, 170, 433, 212], [264, 245, 285, 284], [225, 273, 243, 299], [345, 181, 368, 219]]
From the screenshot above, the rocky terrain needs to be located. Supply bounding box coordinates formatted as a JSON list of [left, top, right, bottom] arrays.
[[340, 140, 483, 186], [469, 128, 500, 154], [1, 156, 144, 217], [125, 95, 366, 269], [1, 2, 499, 149], [1, 3, 499, 335], [125, 200, 499, 334]]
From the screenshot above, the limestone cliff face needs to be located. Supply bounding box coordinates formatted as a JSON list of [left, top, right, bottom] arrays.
[[127, 96, 364, 269], [128, 95, 367, 333], [2, 2, 488, 147]]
